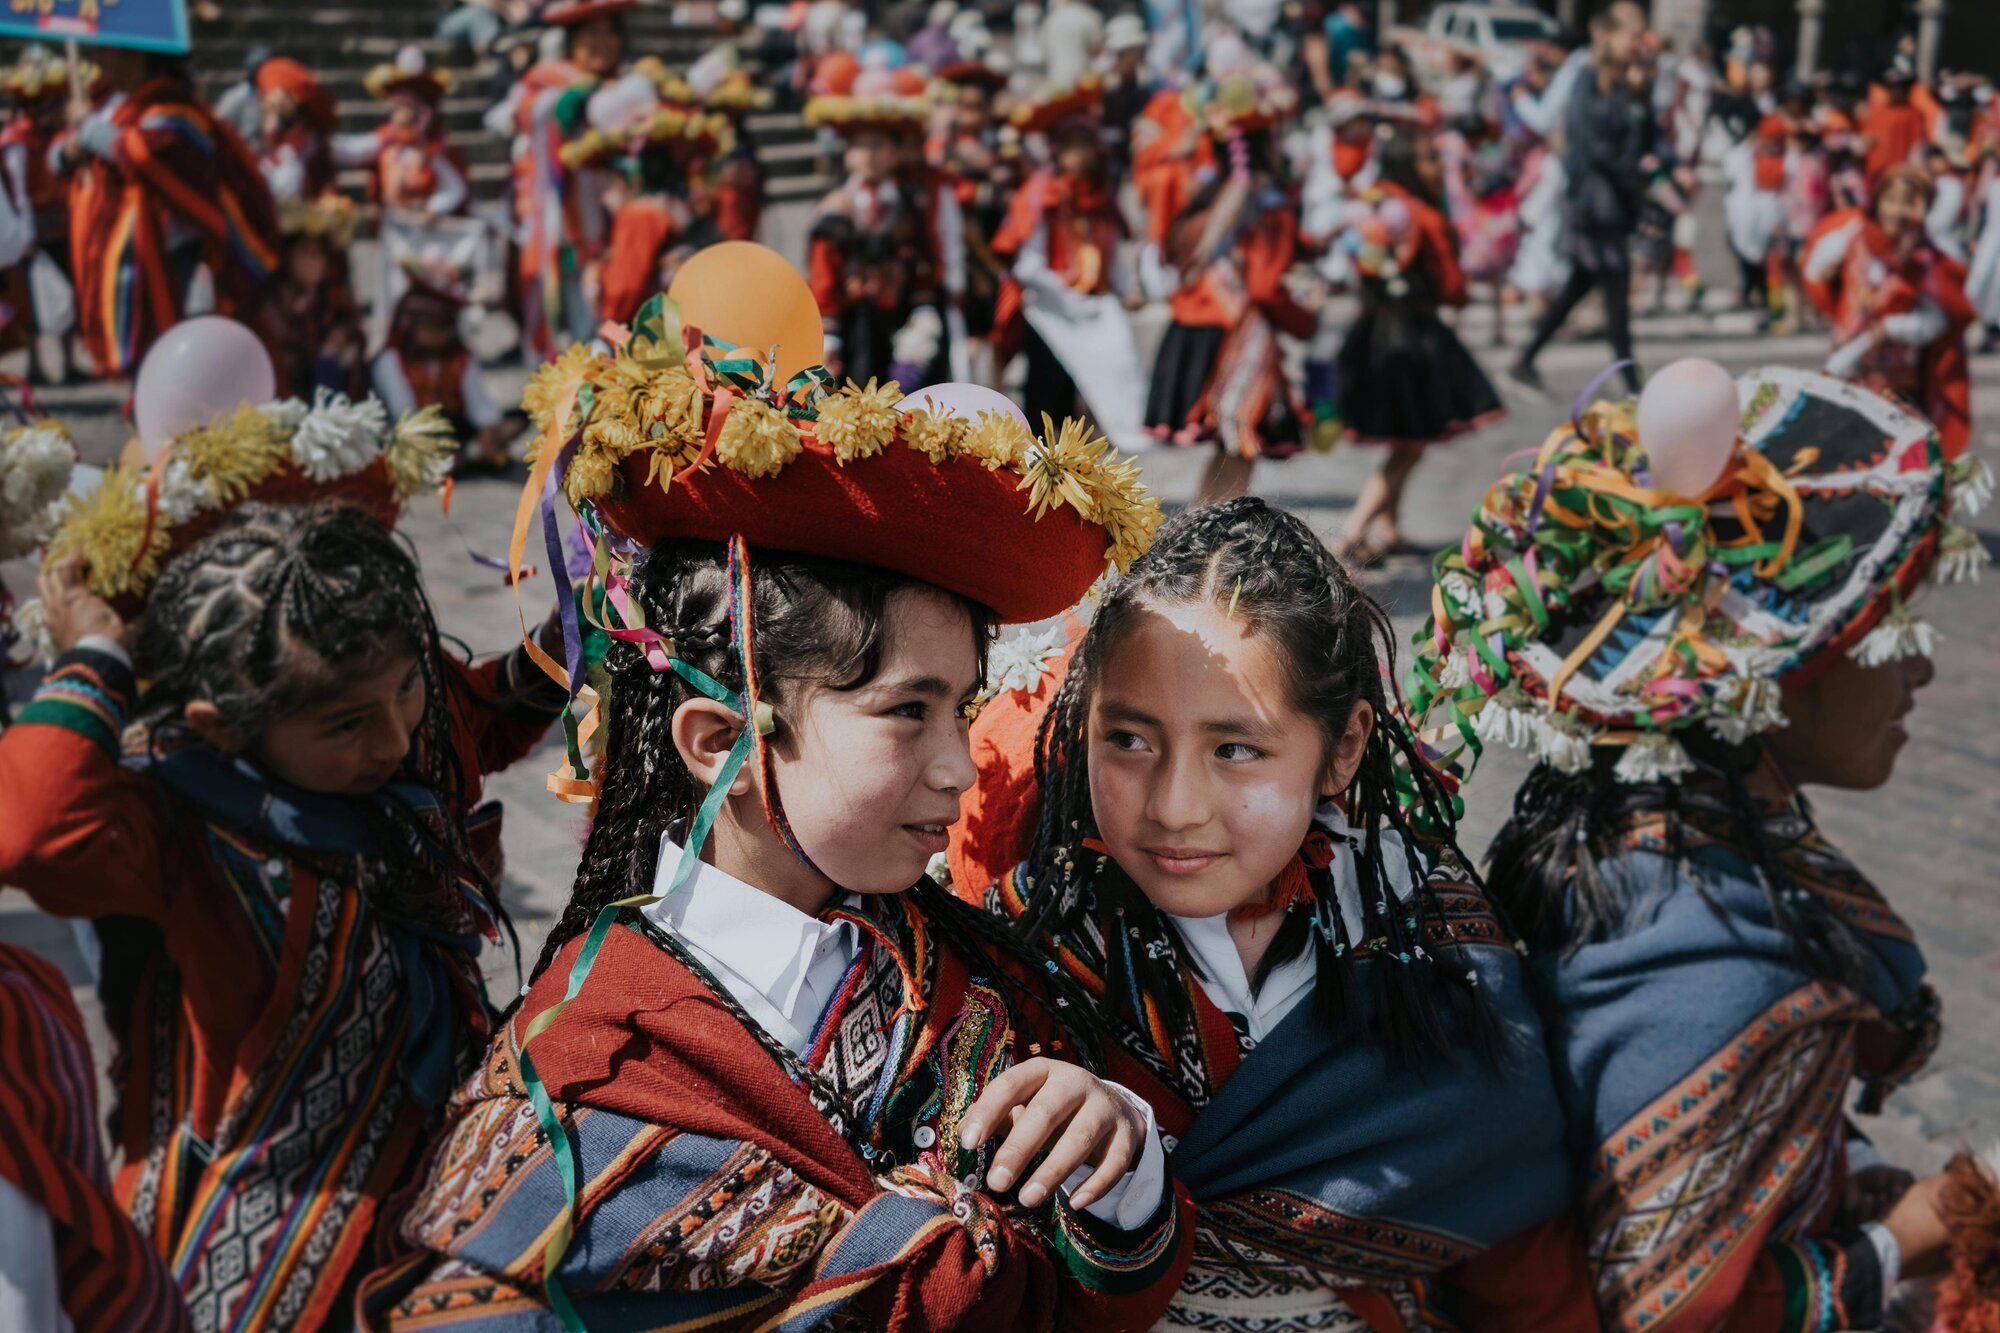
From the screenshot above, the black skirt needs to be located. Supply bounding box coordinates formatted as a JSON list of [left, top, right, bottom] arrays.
[[1336, 303, 1503, 447], [1145, 322, 1226, 436]]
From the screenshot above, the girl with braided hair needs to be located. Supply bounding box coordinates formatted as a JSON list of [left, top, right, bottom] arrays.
[[1411, 367, 1987, 1330], [948, 496, 1596, 1332], [0, 502, 571, 1332]]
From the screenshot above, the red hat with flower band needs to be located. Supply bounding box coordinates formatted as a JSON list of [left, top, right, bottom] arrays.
[[510, 247, 1161, 804]]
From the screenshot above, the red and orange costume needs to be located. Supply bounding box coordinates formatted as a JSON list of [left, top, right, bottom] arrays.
[[63, 75, 280, 375], [0, 640, 567, 1332], [1802, 202, 1974, 458], [252, 58, 337, 202]]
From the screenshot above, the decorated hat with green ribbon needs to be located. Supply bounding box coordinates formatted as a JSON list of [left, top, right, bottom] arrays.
[[1408, 364, 1991, 785]]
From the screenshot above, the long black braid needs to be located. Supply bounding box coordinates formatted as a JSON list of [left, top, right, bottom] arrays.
[[532, 539, 1107, 1069], [109, 503, 509, 1030], [1020, 497, 1498, 1069], [1486, 735, 1864, 986]]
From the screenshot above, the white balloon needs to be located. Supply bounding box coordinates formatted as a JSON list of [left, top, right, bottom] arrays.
[[132, 317, 276, 462], [1636, 357, 1741, 497]]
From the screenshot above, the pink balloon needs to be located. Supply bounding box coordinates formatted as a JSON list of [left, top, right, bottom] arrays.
[[1636, 357, 1740, 497], [894, 382, 1029, 426], [134, 317, 277, 462]]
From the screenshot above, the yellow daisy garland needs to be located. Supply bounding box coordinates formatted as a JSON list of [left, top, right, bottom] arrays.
[[522, 342, 1160, 575]]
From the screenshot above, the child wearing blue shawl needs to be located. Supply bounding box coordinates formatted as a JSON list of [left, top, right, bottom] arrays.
[[1410, 365, 1991, 1331], [951, 496, 1598, 1331]]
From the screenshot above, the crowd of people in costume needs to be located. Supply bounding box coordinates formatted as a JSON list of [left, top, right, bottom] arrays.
[[6, 0, 2000, 506], [2, 1, 2000, 1332]]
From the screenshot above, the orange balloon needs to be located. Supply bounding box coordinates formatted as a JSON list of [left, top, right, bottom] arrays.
[[813, 50, 859, 96], [668, 241, 826, 385]]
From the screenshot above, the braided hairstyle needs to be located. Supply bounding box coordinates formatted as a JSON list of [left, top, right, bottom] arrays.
[[532, 540, 1107, 1067], [114, 502, 505, 1021], [1485, 739, 1864, 985], [1021, 497, 1495, 1067]]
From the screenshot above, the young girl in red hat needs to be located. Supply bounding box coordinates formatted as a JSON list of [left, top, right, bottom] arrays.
[[362, 296, 1193, 1330], [252, 57, 338, 204], [5, 451, 570, 1330], [947, 496, 1597, 1333]]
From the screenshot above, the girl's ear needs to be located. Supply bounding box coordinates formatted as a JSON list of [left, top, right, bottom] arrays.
[[183, 700, 246, 755], [1320, 700, 1376, 800], [671, 695, 756, 797]]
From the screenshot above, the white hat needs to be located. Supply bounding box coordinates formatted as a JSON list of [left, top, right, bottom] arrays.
[[717, 0, 750, 21], [1105, 13, 1148, 52]]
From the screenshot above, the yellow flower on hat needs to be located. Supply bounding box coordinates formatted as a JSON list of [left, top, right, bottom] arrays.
[[817, 378, 902, 464], [715, 397, 801, 479], [900, 407, 966, 465], [959, 409, 1031, 471], [1019, 414, 1107, 522], [523, 344, 600, 447]]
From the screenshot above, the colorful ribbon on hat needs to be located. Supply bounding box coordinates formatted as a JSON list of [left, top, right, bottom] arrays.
[[1406, 393, 1810, 779]]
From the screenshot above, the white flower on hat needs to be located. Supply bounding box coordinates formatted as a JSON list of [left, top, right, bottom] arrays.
[[988, 621, 1067, 696], [290, 390, 389, 482], [1706, 674, 1787, 746], [1472, 685, 1537, 750], [1533, 713, 1594, 774], [1852, 609, 1936, 668], [1613, 733, 1696, 784]]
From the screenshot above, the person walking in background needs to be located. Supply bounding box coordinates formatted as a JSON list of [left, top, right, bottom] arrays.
[[1505, 3, 1656, 399]]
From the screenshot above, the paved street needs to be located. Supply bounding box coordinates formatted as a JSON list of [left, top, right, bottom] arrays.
[[4, 200, 1998, 1174]]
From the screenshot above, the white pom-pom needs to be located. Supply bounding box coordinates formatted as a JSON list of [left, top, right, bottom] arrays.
[[1614, 733, 1697, 784], [155, 457, 212, 526], [0, 424, 77, 561], [1440, 571, 1480, 619], [1852, 610, 1936, 667], [261, 397, 309, 436], [1436, 649, 1470, 691], [290, 390, 389, 482]]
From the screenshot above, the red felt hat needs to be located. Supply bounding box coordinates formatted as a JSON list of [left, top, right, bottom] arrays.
[[541, 0, 637, 24], [526, 299, 1160, 626], [936, 59, 1008, 92]]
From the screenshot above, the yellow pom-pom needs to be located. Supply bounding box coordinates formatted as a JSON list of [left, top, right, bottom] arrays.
[[816, 378, 901, 464], [173, 404, 291, 503], [715, 397, 801, 479], [46, 468, 170, 599], [385, 405, 456, 498]]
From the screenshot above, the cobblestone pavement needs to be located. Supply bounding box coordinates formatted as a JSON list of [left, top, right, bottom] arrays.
[[4, 202, 1998, 1174]]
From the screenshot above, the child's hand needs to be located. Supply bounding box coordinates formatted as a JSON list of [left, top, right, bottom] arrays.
[[959, 1058, 1147, 1211], [38, 557, 131, 655]]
